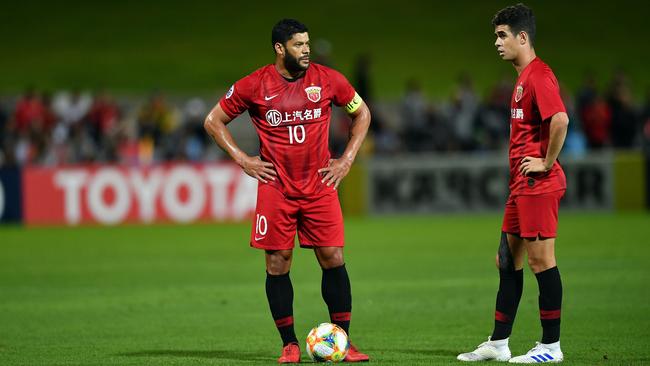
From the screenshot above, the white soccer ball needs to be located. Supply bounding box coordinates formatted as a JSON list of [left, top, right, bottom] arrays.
[[306, 322, 350, 362]]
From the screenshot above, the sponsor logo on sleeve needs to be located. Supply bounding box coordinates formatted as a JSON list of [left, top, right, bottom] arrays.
[[226, 85, 234, 99]]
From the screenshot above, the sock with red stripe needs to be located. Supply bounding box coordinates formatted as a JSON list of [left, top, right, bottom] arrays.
[[321, 264, 352, 335], [491, 268, 524, 340], [265, 272, 298, 346], [536, 266, 562, 344]]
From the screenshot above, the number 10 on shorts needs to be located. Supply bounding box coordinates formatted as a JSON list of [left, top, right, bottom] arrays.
[[256, 214, 268, 236]]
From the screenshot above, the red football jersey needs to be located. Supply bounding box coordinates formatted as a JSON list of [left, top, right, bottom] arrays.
[[219, 63, 356, 198], [509, 57, 567, 196]]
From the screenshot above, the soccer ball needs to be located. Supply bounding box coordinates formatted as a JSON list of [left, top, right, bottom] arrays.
[[306, 323, 350, 362]]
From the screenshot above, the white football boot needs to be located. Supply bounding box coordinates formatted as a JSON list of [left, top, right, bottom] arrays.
[[509, 341, 563, 363], [457, 337, 511, 362]]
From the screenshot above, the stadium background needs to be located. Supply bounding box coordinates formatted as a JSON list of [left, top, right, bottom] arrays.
[[1, 0, 649, 365]]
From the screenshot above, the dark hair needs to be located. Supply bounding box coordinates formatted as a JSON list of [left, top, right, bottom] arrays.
[[271, 19, 308, 47], [492, 3, 536, 46]]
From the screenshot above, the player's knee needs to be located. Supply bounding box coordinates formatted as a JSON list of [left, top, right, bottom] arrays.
[[267, 261, 291, 275], [266, 250, 292, 275], [318, 248, 344, 269], [527, 255, 555, 273]]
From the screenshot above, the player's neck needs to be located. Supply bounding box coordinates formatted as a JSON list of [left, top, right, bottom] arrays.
[[512, 49, 537, 75], [274, 62, 306, 81]]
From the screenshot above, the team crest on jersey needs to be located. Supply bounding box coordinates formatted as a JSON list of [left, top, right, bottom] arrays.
[[515, 84, 524, 103], [226, 85, 234, 99], [305, 86, 322, 102]]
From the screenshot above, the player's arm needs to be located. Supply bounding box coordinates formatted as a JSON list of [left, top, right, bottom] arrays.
[[520, 112, 569, 175], [318, 95, 371, 189], [204, 104, 277, 183]]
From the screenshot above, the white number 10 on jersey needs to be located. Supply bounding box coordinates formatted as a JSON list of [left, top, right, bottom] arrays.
[[287, 125, 305, 144]]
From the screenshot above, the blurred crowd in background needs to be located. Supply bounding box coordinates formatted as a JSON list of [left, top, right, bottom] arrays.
[[1, 65, 649, 168], [363, 69, 650, 157]]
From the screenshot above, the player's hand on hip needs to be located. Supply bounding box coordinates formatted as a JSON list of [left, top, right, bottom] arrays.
[[241, 155, 277, 183], [318, 158, 352, 190], [519, 156, 549, 176]]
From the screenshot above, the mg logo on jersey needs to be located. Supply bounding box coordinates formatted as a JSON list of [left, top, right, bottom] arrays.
[[265, 109, 283, 126], [305, 86, 322, 102], [515, 84, 524, 102]]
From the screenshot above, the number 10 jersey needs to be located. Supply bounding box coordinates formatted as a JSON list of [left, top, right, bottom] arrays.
[[219, 63, 357, 198]]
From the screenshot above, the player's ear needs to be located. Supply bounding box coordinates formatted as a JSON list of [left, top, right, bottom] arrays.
[[518, 31, 528, 46], [274, 42, 284, 56]]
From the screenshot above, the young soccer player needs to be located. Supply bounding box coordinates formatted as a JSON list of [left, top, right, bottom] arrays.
[[458, 4, 569, 363]]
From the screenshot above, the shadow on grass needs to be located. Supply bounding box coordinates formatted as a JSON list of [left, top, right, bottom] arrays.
[[117, 350, 273, 362]]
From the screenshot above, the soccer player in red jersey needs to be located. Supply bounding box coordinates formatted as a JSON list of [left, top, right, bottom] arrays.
[[204, 19, 371, 363], [458, 4, 569, 363]]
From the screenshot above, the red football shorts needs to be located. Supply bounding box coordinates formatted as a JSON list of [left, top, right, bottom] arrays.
[[250, 184, 344, 250], [501, 190, 565, 239]]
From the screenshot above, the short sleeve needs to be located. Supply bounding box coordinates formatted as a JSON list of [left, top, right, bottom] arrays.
[[328, 69, 356, 107], [532, 70, 566, 121], [218, 75, 255, 119]]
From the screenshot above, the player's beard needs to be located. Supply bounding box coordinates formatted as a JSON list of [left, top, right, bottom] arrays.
[[283, 53, 309, 74]]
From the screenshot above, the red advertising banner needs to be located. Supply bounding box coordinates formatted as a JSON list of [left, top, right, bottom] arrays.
[[23, 163, 257, 225]]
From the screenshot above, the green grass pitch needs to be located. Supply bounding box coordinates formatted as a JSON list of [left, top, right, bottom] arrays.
[[1, 213, 649, 365]]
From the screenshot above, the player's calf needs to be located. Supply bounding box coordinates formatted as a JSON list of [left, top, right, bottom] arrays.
[[493, 232, 524, 340]]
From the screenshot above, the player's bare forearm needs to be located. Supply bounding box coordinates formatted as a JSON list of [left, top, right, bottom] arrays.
[[318, 102, 371, 189], [341, 102, 371, 163], [204, 104, 277, 183], [204, 105, 246, 164], [543, 112, 569, 169], [519, 112, 569, 176]]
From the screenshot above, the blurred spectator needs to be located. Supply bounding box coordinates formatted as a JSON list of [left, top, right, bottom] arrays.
[[10, 90, 57, 165], [448, 73, 479, 151], [477, 76, 511, 150], [400, 79, 431, 152], [0, 100, 7, 140], [576, 72, 598, 116], [607, 70, 638, 148], [178, 97, 208, 161], [137, 92, 179, 161], [0, 100, 8, 165], [87, 91, 120, 145], [12, 87, 45, 134], [40, 92, 57, 133], [427, 104, 455, 152], [370, 118, 401, 155], [581, 96, 611, 149], [560, 84, 587, 156], [48, 90, 92, 164], [53, 89, 92, 133]]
